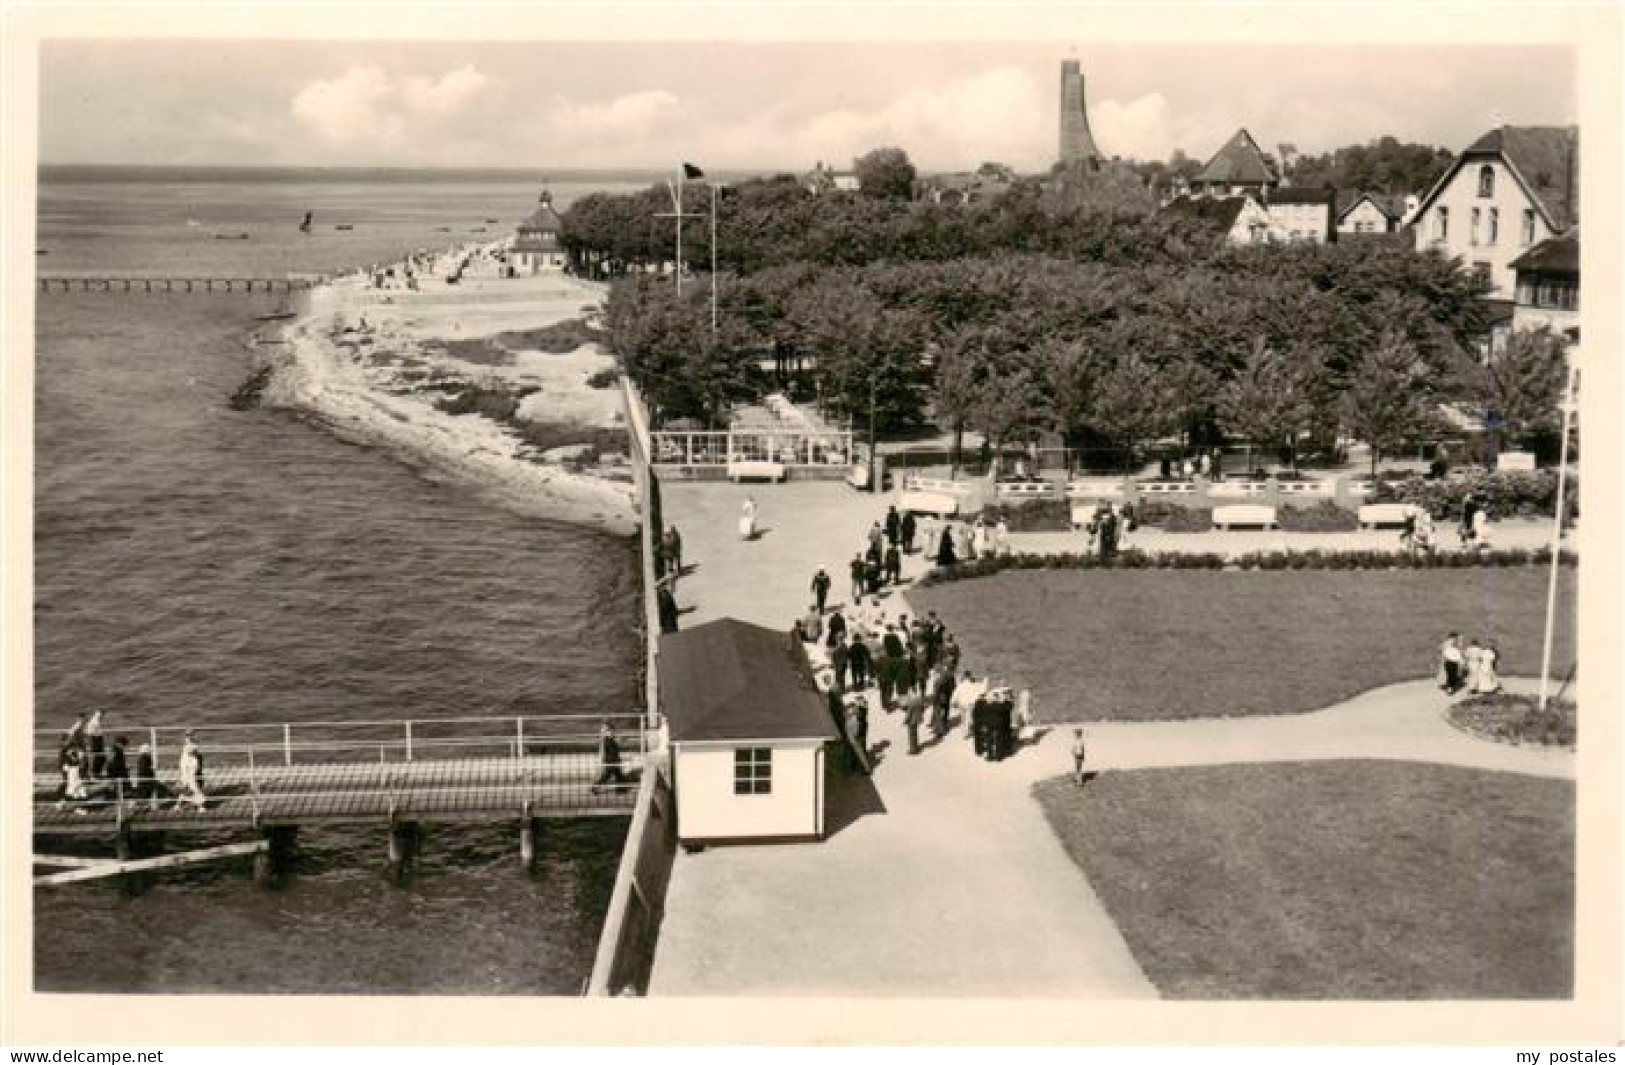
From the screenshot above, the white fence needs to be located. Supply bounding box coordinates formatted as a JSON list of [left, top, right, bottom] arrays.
[[651, 430, 853, 468]]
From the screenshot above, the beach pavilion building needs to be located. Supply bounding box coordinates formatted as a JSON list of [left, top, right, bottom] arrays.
[[510, 189, 565, 273], [659, 619, 839, 845]]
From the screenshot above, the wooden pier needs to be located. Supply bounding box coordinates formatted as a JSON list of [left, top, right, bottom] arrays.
[[33, 714, 649, 884], [37, 275, 324, 295]]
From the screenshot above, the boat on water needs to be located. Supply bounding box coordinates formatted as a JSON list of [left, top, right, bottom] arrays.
[[254, 311, 298, 322], [299, 211, 313, 233], [335, 224, 354, 231], [214, 233, 251, 240]]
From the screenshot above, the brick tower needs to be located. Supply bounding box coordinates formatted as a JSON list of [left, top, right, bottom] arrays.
[[1059, 59, 1104, 169]]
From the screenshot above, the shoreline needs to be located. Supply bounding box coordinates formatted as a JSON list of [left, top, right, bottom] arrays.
[[268, 243, 640, 537]]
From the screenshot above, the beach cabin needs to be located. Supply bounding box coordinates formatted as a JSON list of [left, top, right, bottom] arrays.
[[659, 619, 839, 845], [510, 189, 565, 273]]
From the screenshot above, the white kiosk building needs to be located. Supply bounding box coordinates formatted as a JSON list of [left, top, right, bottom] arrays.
[[510, 189, 565, 273], [659, 619, 839, 844]]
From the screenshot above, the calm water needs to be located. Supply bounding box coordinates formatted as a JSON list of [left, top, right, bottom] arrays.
[[32, 172, 644, 994]]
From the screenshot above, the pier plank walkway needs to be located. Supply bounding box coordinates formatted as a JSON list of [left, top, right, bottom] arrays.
[[34, 715, 646, 839], [38, 275, 323, 294]]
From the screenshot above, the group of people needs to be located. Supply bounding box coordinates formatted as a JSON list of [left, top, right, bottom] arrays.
[[1437, 632, 1503, 696], [929, 513, 1011, 570], [52, 713, 207, 812]]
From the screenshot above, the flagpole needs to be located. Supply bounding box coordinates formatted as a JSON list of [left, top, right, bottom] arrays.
[[710, 183, 719, 339], [1538, 360, 1579, 712], [675, 170, 684, 297]]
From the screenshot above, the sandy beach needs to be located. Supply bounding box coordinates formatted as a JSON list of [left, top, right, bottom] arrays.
[[270, 243, 640, 536]]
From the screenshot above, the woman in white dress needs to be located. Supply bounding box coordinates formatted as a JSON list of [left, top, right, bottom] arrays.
[[994, 518, 1011, 557], [1471, 505, 1491, 550], [1476, 642, 1502, 694], [1462, 639, 1484, 694], [178, 735, 206, 810], [738, 496, 757, 541]]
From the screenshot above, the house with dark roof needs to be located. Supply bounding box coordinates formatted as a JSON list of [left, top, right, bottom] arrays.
[[1336, 190, 1404, 237], [1160, 193, 1276, 246], [510, 189, 565, 273], [1189, 128, 1280, 197], [1409, 125, 1579, 303], [1510, 228, 1579, 347], [659, 619, 839, 843], [1264, 186, 1337, 243]]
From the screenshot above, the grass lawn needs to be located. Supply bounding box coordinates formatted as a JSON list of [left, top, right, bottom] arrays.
[[1035, 761, 1574, 999], [908, 568, 1576, 721]]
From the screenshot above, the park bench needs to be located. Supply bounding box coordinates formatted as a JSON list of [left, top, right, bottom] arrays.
[[994, 480, 1059, 500], [728, 459, 786, 483], [1358, 502, 1415, 529], [900, 475, 970, 517], [1213, 503, 1278, 530]]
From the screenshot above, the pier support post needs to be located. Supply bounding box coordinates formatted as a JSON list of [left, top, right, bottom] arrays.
[[519, 801, 539, 871], [255, 826, 298, 888], [386, 820, 420, 885]]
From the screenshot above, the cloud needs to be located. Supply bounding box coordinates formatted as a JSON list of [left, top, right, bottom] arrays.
[[289, 64, 488, 148], [543, 89, 682, 141], [402, 65, 489, 117], [788, 67, 1051, 171]]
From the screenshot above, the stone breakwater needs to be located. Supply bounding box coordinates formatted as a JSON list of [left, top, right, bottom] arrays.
[[268, 246, 639, 536]]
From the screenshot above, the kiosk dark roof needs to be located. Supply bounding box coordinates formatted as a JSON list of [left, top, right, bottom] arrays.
[[659, 619, 839, 744]]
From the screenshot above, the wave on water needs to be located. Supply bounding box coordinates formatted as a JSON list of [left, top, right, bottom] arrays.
[[265, 255, 640, 538]]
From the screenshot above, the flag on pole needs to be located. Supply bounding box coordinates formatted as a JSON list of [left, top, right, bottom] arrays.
[[682, 162, 706, 180]]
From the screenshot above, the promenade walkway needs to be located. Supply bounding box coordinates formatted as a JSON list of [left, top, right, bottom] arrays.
[[646, 479, 1573, 996]]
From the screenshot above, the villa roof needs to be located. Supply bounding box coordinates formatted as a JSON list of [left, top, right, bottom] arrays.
[[1160, 193, 1251, 231], [1509, 228, 1579, 275], [1194, 129, 1278, 187], [1413, 125, 1579, 233], [659, 619, 839, 744], [1336, 189, 1402, 223]]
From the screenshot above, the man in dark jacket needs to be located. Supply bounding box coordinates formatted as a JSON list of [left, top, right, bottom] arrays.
[[104, 736, 130, 791], [810, 567, 832, 613], [900, 511, 917, 553], [848, 553, 866, 604], [831, 634, 851, 690], [847, 636, 871, 689], [884, 543, 902, 585], [884, 505, 901, 546]]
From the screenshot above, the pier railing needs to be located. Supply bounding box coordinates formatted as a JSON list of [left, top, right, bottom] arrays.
[[34, 714, 650, 831], [37, 275, 325, 294]]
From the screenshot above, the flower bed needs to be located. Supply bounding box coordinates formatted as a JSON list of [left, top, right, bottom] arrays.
[[1137, 502, 1212, 533], [1277, 500, 1360, 533], [1448, 692, 1577, 748], [914, 545, 1577, 585], [979, 498, 1074, 532]]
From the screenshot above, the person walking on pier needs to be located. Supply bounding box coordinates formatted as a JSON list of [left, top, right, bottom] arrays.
[[104, 736, 130, 791], [848, 553, 866, 605], [58, 741, 87, 806], [177, 733, 207, 811], [902, 690, 925, 755], [831, 633, 851, 690], [901, 511, 917, 553], [85, 709, 106, 778], [133, 744, 160, 809], [884, 505, 901, 548], [847, 633, 871, 689], [935, 526, 957, 569], [811, 567, 832, 614], [591, 722, 630, 794]]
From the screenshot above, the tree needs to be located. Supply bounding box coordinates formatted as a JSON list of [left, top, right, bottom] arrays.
[[1216, 337, 1318, 468], [966, 365, 1049, 475], [1340, 331, 1440, 476], [1481, 327, 1570, 457], [854, 147, 918, 201], [931, 329, 984, 473]]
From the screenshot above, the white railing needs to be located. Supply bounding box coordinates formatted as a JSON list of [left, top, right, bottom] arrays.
[[651, 429, 852, 468]]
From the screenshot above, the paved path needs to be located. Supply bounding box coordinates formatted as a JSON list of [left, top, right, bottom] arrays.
[[647, 480, 1573, 997]]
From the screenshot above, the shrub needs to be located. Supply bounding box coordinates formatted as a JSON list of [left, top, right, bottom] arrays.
[[586, 367, 620, 389], [1448, 693, 1577, 748], [1277, 501, 1360, 533], [1373, 468, 1573, 520], [981, 497, 1074, 532], [1137, 502, 1212, 533]]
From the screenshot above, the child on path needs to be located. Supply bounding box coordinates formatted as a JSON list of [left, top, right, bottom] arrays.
[[1071, 728, 1088, 787]]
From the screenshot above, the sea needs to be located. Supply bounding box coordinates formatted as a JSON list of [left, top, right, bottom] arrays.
[[31, 167, 658, 994]]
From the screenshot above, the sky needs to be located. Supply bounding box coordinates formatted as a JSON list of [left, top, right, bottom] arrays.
[[38, 39, 1578, 172]]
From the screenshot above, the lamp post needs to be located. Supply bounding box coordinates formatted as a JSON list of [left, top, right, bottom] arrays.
[[1538, 361, 1579, 712]]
